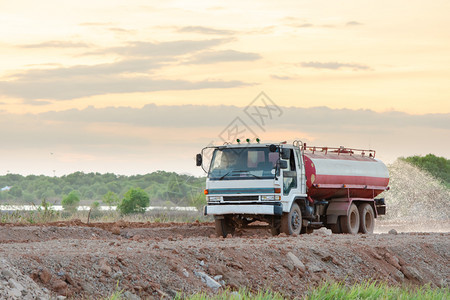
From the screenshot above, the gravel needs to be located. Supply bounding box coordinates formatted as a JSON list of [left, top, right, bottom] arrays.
[[0, 220, 448, 299]]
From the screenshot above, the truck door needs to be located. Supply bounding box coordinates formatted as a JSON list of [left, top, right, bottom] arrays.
[[282, 149, 299, 196], [294, 148, 306, 194]]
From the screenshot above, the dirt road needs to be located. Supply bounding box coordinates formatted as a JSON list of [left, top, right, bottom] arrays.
[[0, 220, 448, 299]]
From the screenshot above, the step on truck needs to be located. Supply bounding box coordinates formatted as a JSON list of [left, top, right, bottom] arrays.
[[196, 139, 389, 237]]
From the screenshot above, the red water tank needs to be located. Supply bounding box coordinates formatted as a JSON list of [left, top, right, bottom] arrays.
[[303, 147, 389, 200]]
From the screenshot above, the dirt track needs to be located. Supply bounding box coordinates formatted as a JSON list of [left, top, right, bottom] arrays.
[[0, 220, 449, 299]]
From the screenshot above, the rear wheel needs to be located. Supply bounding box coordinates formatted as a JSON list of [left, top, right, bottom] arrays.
[[281, 203, 302, 235], [358, 203, 375, 234], [215, 216, 235, 237], [340, 203, 360, 234]]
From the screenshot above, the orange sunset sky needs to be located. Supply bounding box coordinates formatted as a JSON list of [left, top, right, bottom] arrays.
[[0, 1, 449, 176]]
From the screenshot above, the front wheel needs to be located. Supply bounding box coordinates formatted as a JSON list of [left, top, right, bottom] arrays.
[[215, 216, 235, 237], [280, 203, 302, 235]]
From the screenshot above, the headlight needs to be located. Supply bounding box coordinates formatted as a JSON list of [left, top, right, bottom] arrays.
[[208, 196, 222, 202], [261, 195, 281, 201]]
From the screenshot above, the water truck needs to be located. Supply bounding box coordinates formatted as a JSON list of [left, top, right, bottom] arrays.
[[196, 140, 389, 237]]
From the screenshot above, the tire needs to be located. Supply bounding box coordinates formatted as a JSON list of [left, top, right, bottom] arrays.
[[358, 203, 375, 234], [340, 203, 360, 234], [280, 203, 302, 235], [215, 216, 235, 238]]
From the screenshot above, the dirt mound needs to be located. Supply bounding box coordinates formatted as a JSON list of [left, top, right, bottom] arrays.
[[0, 221, 448, 299]]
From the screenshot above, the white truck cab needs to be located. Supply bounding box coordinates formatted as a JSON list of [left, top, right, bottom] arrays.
[[197, 140, 308, 237]]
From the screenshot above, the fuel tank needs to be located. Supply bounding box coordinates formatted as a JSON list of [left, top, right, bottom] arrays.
[[303, 148, 389, 200]]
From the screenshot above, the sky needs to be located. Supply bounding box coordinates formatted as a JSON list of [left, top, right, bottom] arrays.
[[0, 0, 449, 176]]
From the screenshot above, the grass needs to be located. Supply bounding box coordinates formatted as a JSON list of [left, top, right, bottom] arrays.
[[0, 208, 212, 224], [175, 288, 284, 300], [305, 281, 448, 300], [173, 281, 449, 300]]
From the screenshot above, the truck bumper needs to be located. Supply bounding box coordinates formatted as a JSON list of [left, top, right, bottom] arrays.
[[204, 203, 283, 216]]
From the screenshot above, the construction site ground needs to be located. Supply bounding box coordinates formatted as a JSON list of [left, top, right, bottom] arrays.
[[0, 219, 448, 299]]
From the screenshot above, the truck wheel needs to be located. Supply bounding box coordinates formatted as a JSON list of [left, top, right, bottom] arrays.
[[340, 203, 360, 234], [358, 203, 375, 234], [280, 203, 302, 235], [215, 217, 235, 238]]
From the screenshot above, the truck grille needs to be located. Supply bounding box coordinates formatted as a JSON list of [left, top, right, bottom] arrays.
[[223, 196, 259, 201]]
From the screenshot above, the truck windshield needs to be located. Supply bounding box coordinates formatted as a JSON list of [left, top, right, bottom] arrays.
[[208, 147, 279, 180]]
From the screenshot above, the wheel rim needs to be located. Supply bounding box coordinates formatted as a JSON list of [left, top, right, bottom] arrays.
[[365, 210, 373, 230], [350, 210, 358, 230], [291, 211, 301, 231]]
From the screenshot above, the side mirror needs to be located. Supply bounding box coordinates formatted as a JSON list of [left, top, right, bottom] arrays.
[[269, 144, 277, 152], [196, 153, 202, 166], [281, 148, 291, 160], [278, 160, 288, 169]]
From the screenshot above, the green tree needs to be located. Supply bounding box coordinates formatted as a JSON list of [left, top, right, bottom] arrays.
[[61, 191, 80, 213], [103, 191, 120, 207], [118, 188, 150, 215], [8, 186, 22, 198]]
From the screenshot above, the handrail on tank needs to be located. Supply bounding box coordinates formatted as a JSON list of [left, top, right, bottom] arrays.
[[300, 142, 376, 158]]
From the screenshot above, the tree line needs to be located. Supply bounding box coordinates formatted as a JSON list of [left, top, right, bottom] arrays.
[[0, 171, 206, 208], [1, 154, 447, 209]]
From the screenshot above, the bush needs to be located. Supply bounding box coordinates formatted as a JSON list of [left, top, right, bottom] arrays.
[[102, 191, 120, 207], [118, 188, 150, 215], [61, 191, 80, 213]]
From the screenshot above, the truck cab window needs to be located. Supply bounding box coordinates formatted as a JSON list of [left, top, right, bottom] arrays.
[[284, 149, 298, 195]]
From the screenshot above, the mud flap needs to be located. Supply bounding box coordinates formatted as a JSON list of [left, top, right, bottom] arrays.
[[326, 200, 351, 224]]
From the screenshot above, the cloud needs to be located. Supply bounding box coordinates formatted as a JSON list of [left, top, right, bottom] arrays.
[[11, 59, 163, 79], [108, 27, 135, 34], [0, 75, 250, 101], [0, 38, 251, 101], [177, 26, 235, 35], [19, 41, 92, 48], [79, 22, 114, 27], [297, 23, 314, 28], [188, 50, 261, 64], [300, 61, 370, 71], [101, 39, 230, 58], [34, 104, 449, 132], [270, 75, 294, 80], [346, 21, 363, 26], [0, 105, 448, 175]]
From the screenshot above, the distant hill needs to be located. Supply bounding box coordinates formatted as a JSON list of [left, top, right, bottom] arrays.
[[400, 154, 450, 189]]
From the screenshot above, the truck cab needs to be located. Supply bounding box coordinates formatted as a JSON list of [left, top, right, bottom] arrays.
[[197, 141, 308, 236]]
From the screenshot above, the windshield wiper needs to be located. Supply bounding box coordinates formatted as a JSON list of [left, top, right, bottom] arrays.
[[218, 170, 263, 180], [218, 170, 233, 180]]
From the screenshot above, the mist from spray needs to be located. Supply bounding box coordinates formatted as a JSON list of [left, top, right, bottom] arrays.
[[376, 159, 449, 232]]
